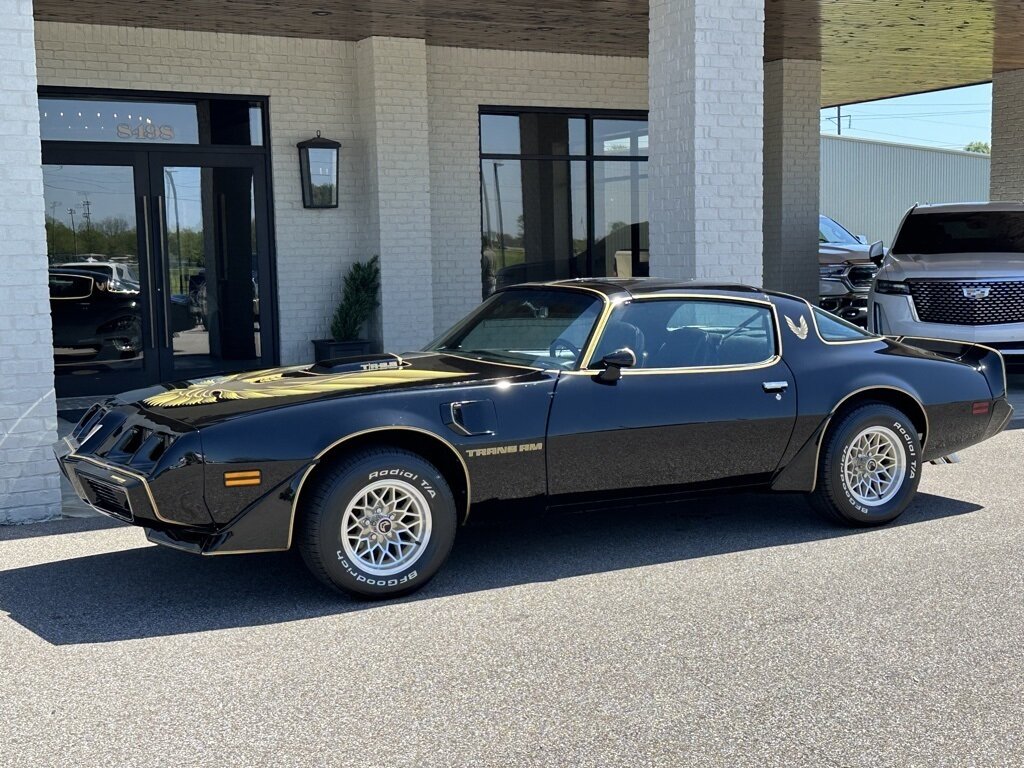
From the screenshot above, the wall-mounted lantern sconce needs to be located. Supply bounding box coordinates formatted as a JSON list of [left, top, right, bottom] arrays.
[[297, 131, 341, 208]]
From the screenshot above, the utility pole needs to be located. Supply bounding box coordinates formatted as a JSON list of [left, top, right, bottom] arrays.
[[81, 197, 92, 230], [492, 162, 506, 266], [836, 106, 842, 136], [67, 207, 78, 256], [48, 200, 60, 257]]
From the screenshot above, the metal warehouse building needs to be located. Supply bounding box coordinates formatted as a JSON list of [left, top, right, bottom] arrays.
[[821, 135, 992, 246]]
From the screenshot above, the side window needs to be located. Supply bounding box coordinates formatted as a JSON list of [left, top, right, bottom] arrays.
[[813, 307, 876, 342], [591, 298, 777, 369]]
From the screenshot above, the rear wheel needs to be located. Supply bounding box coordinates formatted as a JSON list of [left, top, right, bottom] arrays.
[[810, 403, 922, 526], [298, 448, 457, 598]]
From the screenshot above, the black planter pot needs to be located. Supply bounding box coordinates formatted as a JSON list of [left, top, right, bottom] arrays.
[[312, 338, 372, 362]]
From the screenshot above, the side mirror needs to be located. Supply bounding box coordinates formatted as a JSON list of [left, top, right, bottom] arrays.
[[868, 240, 885, 267], [596, 348, 637, 383]]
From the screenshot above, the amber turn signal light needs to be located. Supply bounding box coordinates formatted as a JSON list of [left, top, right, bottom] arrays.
[[224, 470, 261, 487]]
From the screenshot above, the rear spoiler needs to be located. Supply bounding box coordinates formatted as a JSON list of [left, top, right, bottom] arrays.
[[893, 336, 1007, 398]]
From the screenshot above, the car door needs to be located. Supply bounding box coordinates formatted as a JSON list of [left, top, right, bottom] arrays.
[[545, 295, 797, 498]]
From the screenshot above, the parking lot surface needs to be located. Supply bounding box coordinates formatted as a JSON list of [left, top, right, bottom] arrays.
[[2, 426, 1023, 767]]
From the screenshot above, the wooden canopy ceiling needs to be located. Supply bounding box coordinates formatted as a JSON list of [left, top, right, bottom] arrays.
[[32, 0, 1024, 106]]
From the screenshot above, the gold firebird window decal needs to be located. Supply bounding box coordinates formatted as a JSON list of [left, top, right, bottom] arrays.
[[144, 366, 468, 408], [786, 315, 809, 340]]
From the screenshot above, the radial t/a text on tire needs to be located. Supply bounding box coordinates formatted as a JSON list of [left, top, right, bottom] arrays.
[[810, 403, 922, 527], [298, 448, 457, 598]]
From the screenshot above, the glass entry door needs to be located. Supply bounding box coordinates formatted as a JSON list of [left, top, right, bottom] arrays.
[[150, 154, 270, 382], [43, 150, 157, 396], [43, 148, 273, 397]]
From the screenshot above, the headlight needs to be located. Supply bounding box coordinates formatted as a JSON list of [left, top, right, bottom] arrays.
[[819, 265, 847, 278], [819, 279, 848, 296], [875, 279, 911, 295]]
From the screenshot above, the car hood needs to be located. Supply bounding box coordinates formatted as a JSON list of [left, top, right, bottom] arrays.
[[819, 243, 879, 265], [117, 352, 545, 428], [884, 251, 1024, 279]]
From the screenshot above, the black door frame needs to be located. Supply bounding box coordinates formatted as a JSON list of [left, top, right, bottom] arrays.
[[147, 150, 273, 381], [39, 86, 279, 398]]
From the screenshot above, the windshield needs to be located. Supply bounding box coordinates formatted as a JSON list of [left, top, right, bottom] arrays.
[[892, 211, 1024, 254], [428, 288, 603, 368], [819, 215, 858, 244]]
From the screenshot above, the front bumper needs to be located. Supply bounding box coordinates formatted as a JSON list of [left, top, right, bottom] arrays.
[[56, 404, 309, 555], [870, 293, 1024, 358], [57, 435, 162, 525]]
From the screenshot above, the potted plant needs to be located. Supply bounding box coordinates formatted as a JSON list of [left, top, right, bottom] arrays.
[[312, 255, 380, 362]]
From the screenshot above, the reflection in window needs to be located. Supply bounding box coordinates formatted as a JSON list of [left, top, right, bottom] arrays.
[[480, 110, 648, 298], [594, 119, 649, 156], [39, 97, 264, 146], [43, 163, 144, 374], [481, 159, 587, 296]]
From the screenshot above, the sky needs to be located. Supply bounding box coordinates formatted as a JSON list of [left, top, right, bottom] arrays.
[[819, 83, 992, 151]]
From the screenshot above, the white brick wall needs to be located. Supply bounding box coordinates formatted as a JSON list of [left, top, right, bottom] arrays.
[[763, 58, 820, 299], [991, 69, 1024, 201], [357, 37, 434, 352], [0, 0, 61, 523], [426, 46, 648, 334], [36, 22, 365, 365], [648, 0, 765, 285]]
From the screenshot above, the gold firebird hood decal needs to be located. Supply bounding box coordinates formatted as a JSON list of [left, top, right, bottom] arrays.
[[143, 365, 468, 408]]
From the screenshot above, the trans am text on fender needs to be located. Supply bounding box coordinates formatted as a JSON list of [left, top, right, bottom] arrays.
[[57, 279, 1013, 598]]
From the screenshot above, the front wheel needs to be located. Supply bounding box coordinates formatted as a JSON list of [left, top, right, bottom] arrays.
[[809, 403, 922, 526], [298, 448, 457, 598]]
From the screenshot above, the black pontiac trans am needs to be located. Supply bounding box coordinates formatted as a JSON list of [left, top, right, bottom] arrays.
[[57, 279, 1013, 598]]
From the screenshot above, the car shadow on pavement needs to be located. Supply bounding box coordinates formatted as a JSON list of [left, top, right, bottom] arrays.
[[0, 491, 981, 645]]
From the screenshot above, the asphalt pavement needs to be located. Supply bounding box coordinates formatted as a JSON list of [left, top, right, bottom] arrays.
[[2, 426, 1023, 767]]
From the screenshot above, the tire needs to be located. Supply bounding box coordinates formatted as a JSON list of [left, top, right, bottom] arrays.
[[809, 403, 922, 527], [298, 448, 457, 598]]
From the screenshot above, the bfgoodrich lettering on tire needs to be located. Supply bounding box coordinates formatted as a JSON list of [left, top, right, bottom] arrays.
[[810, 403, 922, 527], [298, 448, 457, 598]]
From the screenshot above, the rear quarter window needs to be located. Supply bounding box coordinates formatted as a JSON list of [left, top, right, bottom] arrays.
[[813, 308, 876, 342]]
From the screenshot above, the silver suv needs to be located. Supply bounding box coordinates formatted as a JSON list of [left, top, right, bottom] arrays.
[[869, 202, 1024, 362]]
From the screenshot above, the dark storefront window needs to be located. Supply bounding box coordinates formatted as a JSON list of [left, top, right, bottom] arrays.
[[40, 88, 274, 398], [479, 108, 648, 297]]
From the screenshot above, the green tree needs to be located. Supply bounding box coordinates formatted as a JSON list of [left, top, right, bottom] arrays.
[[964, 141, 991, 154]]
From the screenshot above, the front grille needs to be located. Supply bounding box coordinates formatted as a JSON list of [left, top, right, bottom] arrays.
[[848, 265, 878, 288], [908, 280, 1024, 325], [82, 476, 133, 522]]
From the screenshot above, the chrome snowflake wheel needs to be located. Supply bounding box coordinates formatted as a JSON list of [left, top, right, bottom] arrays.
[[340, 479, 432, 577], [841, 425, 907, 508]]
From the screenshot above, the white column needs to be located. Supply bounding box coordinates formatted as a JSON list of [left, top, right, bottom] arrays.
[[356, 36, 434, 353], [763, 59, 821, 299], [0, 0, 61, 523], [648, 0, 765, 284], [991, 69, 1024, 201]]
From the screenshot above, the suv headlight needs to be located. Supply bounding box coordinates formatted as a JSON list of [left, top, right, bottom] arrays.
[[819, 265, 847, 278], [874, 279, 911, 295]]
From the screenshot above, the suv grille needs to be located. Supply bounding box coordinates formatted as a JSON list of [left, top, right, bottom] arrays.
[[908, 280, 1024, 325], [847, 265, 878, 288]]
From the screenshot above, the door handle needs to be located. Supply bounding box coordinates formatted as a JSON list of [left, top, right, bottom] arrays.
[[762, 380, 789, 394], [141, 196, 158, 349], [157, 195, 171, 348]]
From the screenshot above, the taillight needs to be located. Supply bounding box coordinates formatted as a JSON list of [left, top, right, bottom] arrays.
[[972, 401, 991, 416]]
